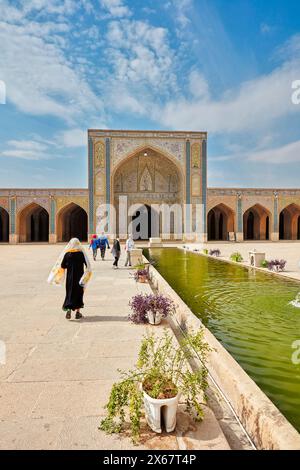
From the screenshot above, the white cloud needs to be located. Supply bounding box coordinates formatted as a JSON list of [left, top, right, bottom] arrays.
[[1, 139, 51, 160], [170, 0, 193, 29], [60, 128, 87, 147], [100, 0, 132, 18], [0, 1, 24, 22], [0, 20, 103, 122], [1, 150, 43, 160], [159, 50, 300, 133], [248, 140, 300, 164], [21, 0, 78, 16], [106, 20, 177, 92], [189, 70, 210, 99], [7, 140, 48, 151]]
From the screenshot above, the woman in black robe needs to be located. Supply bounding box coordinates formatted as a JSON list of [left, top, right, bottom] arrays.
[[48, 237, 92, 320], [111, 238, 121, 268], [61, 249, 87, 319]]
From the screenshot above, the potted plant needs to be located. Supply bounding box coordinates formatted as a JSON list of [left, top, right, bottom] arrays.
[[134, 267, 150, 283], [99, 329, 210, 443], [268, 259, 287, 272], [230, 252, 243, 263], [129, 294, 175, 325], [209, 249, 221, 257], [202, 249, 209, 255]]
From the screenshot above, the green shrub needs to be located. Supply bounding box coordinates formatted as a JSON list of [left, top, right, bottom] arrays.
[[230, 252, 243, 263], [203, 249, 209, 255], [260, 259, 269, 268]]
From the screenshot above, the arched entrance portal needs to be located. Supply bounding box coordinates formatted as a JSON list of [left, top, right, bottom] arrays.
[[279, 204, 300, 240], [131, 204, 157, 240], [18, 203, 49, 242], [207, 204, 235, 241], [113, 148, 183, 240], [57, 203, 88, 242], [243, 204, 271, 241], [0, 207, 9, 242]]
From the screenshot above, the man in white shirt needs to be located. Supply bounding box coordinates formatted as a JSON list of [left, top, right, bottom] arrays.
[[125, 234, 135, 267]]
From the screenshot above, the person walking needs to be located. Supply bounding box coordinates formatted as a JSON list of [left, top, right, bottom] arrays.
[[125, 234, 135, 267], [111, 238, 121, 269], [98, 232, 110, 260], [48, 238, 92, 320], [89, 234, 99, 261]]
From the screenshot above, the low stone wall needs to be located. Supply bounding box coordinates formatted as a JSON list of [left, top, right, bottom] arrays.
[[148, 263, 300, 450]]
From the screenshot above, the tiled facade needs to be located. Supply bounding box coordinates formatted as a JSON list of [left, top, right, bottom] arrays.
[[1, 130, 300, 243]]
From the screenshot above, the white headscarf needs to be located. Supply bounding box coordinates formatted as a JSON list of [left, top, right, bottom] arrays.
[[47, 238, 92, 287]]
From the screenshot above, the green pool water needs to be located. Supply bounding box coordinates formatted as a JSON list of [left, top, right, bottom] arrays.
[[144, 247, 300, 432]]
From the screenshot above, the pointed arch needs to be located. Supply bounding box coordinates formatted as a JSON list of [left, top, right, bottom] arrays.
[[112, 147, 183, 239], [18, 202, 49, 242], [57, 202, 88, 242], [279, 203, 300, 240], [0, 207, 9, 242], [207, 203, 235, 241], [243, 204, 271, 241]]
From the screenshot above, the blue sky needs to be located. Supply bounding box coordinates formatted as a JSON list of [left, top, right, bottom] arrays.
[[1, 0, 300, 188]]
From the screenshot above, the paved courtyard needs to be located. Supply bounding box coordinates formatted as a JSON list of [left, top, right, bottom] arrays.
[[0, 244, 230, 450]]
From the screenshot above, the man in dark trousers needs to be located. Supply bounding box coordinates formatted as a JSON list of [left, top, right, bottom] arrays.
[[98, 232, 110, 260]]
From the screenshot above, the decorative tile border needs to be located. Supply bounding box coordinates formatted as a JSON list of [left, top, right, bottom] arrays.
[[88, 137, 94, 234], [50, 198, 56, 234], [105, 138, 111, 205], [106, 138, 111, 233], [274, 196, 279, 232], [9, 198, 16, 234], [237, 195, 243, 233], [202, 140, 207, 233]]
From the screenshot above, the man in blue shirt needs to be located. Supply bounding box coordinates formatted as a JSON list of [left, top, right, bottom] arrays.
[[98, 232, 110, 260]]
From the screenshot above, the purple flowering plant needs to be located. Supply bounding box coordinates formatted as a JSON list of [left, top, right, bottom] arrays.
[[268, 259, 287, 272], [209, 249, 221, 257], [129, 293, 175, 324]]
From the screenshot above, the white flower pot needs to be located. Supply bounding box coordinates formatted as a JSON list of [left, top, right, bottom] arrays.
[[147, 311, 162, 325], [143, 391, 180, 433]]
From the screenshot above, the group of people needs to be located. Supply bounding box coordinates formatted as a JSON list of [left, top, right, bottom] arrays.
[[89, 232, 110, 261], [47, 234, 136, 321], [89, 233, 135, 269]]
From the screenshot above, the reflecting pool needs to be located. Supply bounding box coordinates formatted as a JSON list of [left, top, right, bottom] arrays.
[[144, 248, 300, 432]]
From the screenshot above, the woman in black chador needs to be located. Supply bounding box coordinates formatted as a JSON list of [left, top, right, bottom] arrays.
[[48, 238, 92, 320]]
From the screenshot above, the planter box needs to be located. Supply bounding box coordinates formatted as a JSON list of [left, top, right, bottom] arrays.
[[149, 238, 163, 248], [143, 391, 180, 433], [249, 250, 265, 267], [131, 249, 144, 267]]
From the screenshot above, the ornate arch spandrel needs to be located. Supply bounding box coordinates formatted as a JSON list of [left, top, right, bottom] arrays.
[[111, 139, 185, 173], [16, 198, 50, 214], [0, 198, 9, 211], [55, 197, 88, 214]]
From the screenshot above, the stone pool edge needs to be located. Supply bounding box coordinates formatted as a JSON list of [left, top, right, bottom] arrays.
[[147, 259, 300, 451]]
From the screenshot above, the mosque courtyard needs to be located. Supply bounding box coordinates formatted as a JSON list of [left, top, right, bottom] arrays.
[[1, 242, 300, 450]]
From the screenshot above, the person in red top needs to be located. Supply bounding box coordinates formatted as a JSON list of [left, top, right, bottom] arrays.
[[89, 234, 99, 261]]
